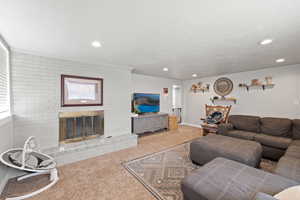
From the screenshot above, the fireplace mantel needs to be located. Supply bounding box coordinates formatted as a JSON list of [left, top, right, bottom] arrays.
[[59, 110, 103, 118]]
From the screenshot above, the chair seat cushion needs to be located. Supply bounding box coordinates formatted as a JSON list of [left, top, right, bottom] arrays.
[[222, 130, 257, 140], [254, 134, 292, 150], [181, 157, 298, 200], [201, 123, 218, 128], [274, 156, 300, 182]]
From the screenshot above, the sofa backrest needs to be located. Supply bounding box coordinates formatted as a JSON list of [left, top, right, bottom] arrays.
[[293, 119, 300, 139], [228, 115, 260, 133], [260, 117, 292, 137]]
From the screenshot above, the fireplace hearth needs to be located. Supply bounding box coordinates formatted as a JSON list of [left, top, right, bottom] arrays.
[[59, 111, 104, 143]]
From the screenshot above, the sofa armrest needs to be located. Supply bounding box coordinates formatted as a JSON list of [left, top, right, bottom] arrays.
[[253, 193, 278, 200], [217, 123, 234, 135]]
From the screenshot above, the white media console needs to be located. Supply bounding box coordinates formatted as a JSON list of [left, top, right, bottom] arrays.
[[131, 113, 169, 135]]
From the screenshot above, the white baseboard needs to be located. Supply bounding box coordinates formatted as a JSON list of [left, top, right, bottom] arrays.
[[180, 122, 202, 128]]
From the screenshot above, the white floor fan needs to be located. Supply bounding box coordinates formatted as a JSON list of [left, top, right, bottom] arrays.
[[0, 136, 59, 200]]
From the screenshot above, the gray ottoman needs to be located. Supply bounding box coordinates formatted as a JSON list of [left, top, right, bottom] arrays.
[[190, 134, 262, 167], [181, 157, 298, 200]]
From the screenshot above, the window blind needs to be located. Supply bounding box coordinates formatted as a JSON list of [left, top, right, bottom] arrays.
[[0, 42, 9, 114]]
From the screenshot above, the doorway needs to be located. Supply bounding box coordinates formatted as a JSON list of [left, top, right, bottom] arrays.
[[172, 85, 182, 123]]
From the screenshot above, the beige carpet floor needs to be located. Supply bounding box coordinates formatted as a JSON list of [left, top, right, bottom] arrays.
[[1, 125, 202, 200], [123, 143, 277, 200]]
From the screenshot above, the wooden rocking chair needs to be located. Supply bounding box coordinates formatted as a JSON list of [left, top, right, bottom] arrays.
[[201, 104, 231, 136]]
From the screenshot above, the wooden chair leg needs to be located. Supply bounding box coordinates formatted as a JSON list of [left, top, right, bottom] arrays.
[[202, 129, 209, 136]]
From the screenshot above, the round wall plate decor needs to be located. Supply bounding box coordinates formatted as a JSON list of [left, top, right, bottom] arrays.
[[213, 77, 233, 97]]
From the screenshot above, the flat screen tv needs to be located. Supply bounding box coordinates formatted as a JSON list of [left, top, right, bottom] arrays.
[[132, 93, 160, 114]]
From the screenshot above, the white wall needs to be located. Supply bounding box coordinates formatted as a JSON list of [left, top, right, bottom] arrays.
[[11, 52, 132, 149], [0, 118, 13, 192], [183, 64, 300, 125], [0, 35, 13, 192], [132, 74, 182, 114]]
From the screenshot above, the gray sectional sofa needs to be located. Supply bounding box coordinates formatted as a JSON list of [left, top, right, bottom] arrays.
[[218, 115, 300, 160], [274, 139, 300, 182], [181, 157, 299, 200], [217, 115, 300, 183], [181, 115, 300, 200]]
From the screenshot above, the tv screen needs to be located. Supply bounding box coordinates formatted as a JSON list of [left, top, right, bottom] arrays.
[[132, 93, 160, 114]]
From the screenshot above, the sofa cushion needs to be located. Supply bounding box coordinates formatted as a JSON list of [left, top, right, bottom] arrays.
[[229, 115, 260, 132], [217, 123, 234, 135], [274, 156, 300, 182], [285, 145, 300, 159], [254, 134, 292, 150], [181, 157, 298, 200], [222, 130, 257, 140], [290, 140, 300, 147], [260, 118, 292, 137], [293, 119, 300, 139], [261, 146, 285, 160]]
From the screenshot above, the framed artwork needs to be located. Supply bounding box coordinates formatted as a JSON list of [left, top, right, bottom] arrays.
[[61, 74, 103, 107], [163, 88, 168, 95]]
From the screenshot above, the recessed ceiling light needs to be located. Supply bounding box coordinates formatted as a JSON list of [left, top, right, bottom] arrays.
[[192, 74, 197, 77], [163, 67, 169, 72], [91, 40, 102, 48], [260, 39, 273, 45], [276, 58, 285, 63]]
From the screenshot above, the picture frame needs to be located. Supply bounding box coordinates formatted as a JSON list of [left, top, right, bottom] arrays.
[[61, 74, 103, 107], [163, 88, 169, 95]]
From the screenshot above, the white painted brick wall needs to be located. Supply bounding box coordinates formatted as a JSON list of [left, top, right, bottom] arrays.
[[11, 52, 132, 149], [0, 118, 13, 193]]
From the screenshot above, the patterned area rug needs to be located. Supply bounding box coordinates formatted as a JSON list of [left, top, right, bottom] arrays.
[[123, 142, 277, 200]]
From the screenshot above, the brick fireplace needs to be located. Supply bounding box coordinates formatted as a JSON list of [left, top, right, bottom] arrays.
[[59, 110, 104, 143]]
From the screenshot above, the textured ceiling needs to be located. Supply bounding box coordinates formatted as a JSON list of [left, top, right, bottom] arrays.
[[1, 0, 300, 80]]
